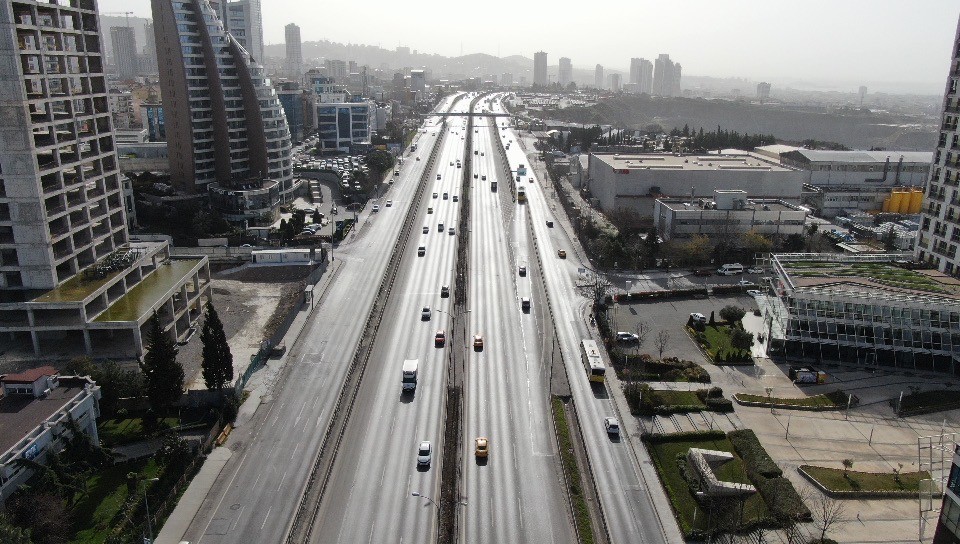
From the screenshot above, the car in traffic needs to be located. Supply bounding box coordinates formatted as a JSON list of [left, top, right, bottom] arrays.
[[421, 306, 431, 320], [616, 331, 639, 343], [518, 266, 526, 276], [386, 200, 393, 207], [690, 312, 707, 324], [473, 334, 484, 350], [423, 226, 429, 234], [448, 227, 455, 235], [738, 280, 756, 287], [521, 297, 530, 311], [475, 437, 489, 458], [371, 204, 380, 212], [452, 195, 459, 202], [604, 417, 620, 437], [481, 175, 487, 181], [443, 192, 448, 200], [434, 330, 447, 347], [546, 220, 554, 228], [692, 269, 712, 277], [427, 207, 434, 214], [417, 441, 432, 467], [433, 192, 438, 199], [748, 267, 765, 274], [440, 285, 450, 298], [557, 249, 566, 258], [437, 174, 441, 180], [746, 289, 763, 297], [417, 246, 426, 256]]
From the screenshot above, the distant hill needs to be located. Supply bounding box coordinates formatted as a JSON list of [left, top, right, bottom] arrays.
[[547, 95, 938, 150]]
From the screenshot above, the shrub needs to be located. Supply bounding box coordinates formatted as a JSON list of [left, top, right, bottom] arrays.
[[729, 429, 782, 478], [705, 397, 734, 412], [758, 477, 812, 521]]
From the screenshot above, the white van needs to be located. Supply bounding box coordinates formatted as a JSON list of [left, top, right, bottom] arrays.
[[716, 263, 744, 276]]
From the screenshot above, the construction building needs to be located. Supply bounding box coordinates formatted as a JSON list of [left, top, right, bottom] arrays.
[[654, 190, 808, 241]]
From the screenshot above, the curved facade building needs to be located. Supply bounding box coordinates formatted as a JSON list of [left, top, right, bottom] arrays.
[[152, 0, 297, 220]]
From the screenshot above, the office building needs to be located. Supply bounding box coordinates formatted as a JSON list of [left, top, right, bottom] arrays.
[[276, 80, 311, 143], [654, 190, 808, 241], [768, 253, 960, 375], [653, 54, 678, 97], [108, 90, 137, 129], [859, 85, 868, 107], [410, 69, 425, 93], [225, 0, 263, 61], [672, 63, 682, 96], [607, 73, 621, 92], [534, 51, 547, 87], [109, 26, 137, 79], [285, 22, 302, 79], [594, 64, 603, 89], [935, 446, 960, 543], [0, 0, 210, 356], [140, 101, 165, 141], [757, 81, 771, 102], [586, 152, 805, 218], [501, 72, 513, 87], [325, 59, 348, 82], [629, 58, 641, 85], [0, 367, 101, 502], [558, 56, 572, 87], [917, 14, 960, 277], [141, 20, 157, 73], [316, 101, 375, 152], [152, 0, 296, 210]]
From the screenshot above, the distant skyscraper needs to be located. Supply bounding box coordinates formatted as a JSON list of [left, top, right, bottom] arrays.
[[595, 64, 604, 89], [859, 85, 868, 107], [629, 58, 642, 85], [757, 81, 771, 102], [608, 73, 622, 92], [916, 15, 960, 276], [672, 63, 682, 96], [152, 0, 293, 197], [501, 72, 513, 87], [653, 54, 677, 97], [110, 26, 138, 79], [225, 0, 263, 61], [410, 69, 426, 93], [558, 57, 572, 87], [285, 23, 302, 78], [141, 20, 158, 73], [534, 51, 548, 87], [638, 58, 653, 94]]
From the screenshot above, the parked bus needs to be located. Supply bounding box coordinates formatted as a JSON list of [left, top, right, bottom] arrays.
[[580, 339, 606, 383]]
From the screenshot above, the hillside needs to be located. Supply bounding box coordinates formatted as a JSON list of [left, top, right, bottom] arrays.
[[547, 95, 938, 150]]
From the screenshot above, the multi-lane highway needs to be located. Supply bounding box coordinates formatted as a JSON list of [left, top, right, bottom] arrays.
[[179, 94, 463, 544], [492, 96, 674, 544]]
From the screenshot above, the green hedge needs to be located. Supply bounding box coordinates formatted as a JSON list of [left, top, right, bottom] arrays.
[[728, 429, 782, 478], [642, 430, 726, 444], [900, 389, 960, 416]]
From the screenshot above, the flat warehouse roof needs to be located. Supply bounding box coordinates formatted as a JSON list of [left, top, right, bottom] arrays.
[[592, 153, 793, 172]]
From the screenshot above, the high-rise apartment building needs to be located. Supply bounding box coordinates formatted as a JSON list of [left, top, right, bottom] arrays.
[[141, 20, 157, 73], [501, 72, 513, 87], [917, 15, 960, 276], [558, 56, 572, 87], [534, 51, 547, 87], [608, 73, 622, 92], [410, 69, 425, 93], [152, 0, 295, 210], [757, 81, 771, 102], [629, 58, 641, 85], [225, 0, 262, 61], [594, 64, 603, 89], [109, 26, 137, 79], [630, 57, 653, 94], [0, 0, 210, 356], [672, 62, 682, 96], [325, 59, 348, 82], [653, 54, 677, 97], [285, 23, 302, 78]]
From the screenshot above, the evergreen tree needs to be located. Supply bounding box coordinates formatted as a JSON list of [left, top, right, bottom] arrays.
[[201, 301, 234, 391], [140, 313, 184, 413]]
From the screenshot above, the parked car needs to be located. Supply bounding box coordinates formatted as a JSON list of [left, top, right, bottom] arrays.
[[738, 280, 756, 287], [616, 331, 639, 343], [690, 312, 707, 324], [746, 290, 763, 297]]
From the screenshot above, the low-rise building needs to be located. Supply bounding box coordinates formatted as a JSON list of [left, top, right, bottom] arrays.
[[316, 101, 375, 153], [0, 367, 101, 502], [208, 177, 281, 227], [586, 152, 805, 222], [767, 253, 960, 375], [654, 190, 809, 241]]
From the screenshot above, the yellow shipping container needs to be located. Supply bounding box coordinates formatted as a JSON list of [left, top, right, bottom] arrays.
[[908, 189, 924, 214]]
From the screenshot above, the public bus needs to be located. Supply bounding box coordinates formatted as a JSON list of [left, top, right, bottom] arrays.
[[580, 339, 606, 383], [517, 186, 527, 203]]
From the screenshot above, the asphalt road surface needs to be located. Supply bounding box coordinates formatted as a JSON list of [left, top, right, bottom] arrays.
[[180, 95, 464, 544]]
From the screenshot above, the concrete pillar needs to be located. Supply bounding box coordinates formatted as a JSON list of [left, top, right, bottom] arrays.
[[83, 329, 92, 354], [31, 330, 40, 355], [133, 325, 143, 356]]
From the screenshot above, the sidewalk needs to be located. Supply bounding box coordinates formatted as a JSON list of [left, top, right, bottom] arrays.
[[154, 259, 342, 544]]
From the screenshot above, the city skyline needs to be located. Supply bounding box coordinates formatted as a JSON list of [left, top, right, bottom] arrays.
[[99, 0, 958, 94]]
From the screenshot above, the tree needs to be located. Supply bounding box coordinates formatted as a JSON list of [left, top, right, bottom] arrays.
[[8, 491, 69, 544], [200, 301, 234, 391], [782, 233, 805, 252], [0, 513, 31, 544], [64, 358, 143, 417], [741, 230, 773, 259], [364, 149, 395, 181], [679, 234, 710, 266], [810, 493, 847, 542], [654, 330, 671, 360], [841, 458, 854, 477], [140, 313, 184, 413], [644, 227, 661, 267], [730, 329, 755, 352], [312, 209, 322, 225], [719, 305, 746, 326]]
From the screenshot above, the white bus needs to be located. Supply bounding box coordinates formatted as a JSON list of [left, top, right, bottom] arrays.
[[580, 339, 606, 383]]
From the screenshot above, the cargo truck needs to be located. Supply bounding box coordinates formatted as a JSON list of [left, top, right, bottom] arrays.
[[402, 359, 419, 390]]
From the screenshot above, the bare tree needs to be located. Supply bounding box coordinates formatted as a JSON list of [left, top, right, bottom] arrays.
[[655, 330, 671, 360], [634, 320, 650, 352], [809, 492, 847, 543]]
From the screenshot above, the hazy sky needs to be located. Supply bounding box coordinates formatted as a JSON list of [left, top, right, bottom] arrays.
[[101, 0, 959, 94]]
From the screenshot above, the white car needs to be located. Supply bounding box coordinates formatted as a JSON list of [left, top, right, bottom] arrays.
[[386, 200, 393, 207], [604, 417, 620, 437], [421, 306, 431, 320], [616, 331, 639, 342], [689, 312, 707, 323], [747, 290, 763, 297], [738, 280, 756, 287], [747, 267, 765, 274], [371, 205, 380, 212], [416, 441, 432, 467]]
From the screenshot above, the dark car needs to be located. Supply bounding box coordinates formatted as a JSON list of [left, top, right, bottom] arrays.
[[692, 269, 712, 277]]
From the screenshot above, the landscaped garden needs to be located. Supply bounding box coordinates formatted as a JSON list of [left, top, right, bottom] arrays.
[[897, 389, 960, 416], [780, 260, 957, 295], [644, 429, 809, 539], [799, 465, 931, 495], [687, 306, 755, 364], [624, 384, 733, 416], [609, 354, 711, 383], [735, 390, 849, 410]]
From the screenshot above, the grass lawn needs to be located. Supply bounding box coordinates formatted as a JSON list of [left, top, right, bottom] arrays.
[[698, 325, 751, 362], [552, 396, 594, 544], [98, 416, 180, 447], [70, 458, 160, 544], [900, 389, 960, 415], [646, 434, 770, 536], [800, 465, 931, 493], [735, 390, 847, 409], [655, 390, 705, 407]]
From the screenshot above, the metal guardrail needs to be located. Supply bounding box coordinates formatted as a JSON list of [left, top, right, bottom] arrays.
[[284, 95, 465, 543]]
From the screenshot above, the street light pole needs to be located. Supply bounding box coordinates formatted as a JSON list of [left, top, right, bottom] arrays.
[[411, 491, 440, 517], [142, 477, 160, 543]]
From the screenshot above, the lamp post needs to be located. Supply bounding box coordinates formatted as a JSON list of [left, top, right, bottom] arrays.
[[411, 491, 440, 517], [141, 477, 160, 543]]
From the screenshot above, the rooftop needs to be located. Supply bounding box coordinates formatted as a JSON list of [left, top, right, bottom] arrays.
[[32, 242, 166, 304], [1, 366, 58, 384], [592, 152, 792, 172], [657, 198, 802, 213], [774, 254, 960, 302], [0, 378, 89, 455], [95, 258, 204, 323], [783, 149, 933, 164]]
